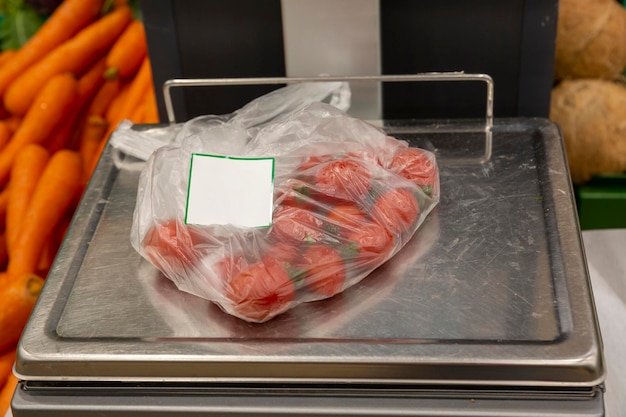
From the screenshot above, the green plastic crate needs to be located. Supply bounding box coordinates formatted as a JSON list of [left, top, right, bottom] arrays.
[[576, 173, 626, 230]]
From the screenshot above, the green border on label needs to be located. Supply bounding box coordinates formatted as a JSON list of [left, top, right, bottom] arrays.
[[184, 153, 276, 228]]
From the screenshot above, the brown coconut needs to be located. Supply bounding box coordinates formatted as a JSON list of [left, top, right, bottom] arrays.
[[550, 79, 626, 184], [554, 0, 626, 81]]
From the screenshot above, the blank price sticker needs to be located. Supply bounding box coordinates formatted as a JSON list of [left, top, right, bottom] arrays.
[[185, 154, 275, 228]]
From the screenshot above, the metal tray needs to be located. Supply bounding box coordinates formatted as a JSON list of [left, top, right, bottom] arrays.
[[15, 115, 603, 388]]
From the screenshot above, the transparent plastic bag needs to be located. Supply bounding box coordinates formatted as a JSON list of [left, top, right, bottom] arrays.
[[130, 82, 440, 323]]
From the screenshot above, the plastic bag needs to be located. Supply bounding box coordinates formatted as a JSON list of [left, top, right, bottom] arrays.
[[130, 82, 440, 323]]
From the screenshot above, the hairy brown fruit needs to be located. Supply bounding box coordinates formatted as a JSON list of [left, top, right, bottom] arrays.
[[554, 0, 626, 81], [550, 79, 626, 184]]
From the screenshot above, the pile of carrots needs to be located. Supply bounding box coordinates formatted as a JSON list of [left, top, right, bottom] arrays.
[[0, 0, 158, 412]]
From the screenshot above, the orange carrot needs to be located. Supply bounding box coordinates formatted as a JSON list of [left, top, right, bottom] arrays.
[[89, 57, 152, 177], [0, 273, 44, 353], [105, 81, 131, 125], [0, 105, 8, 120], [0, 187, 9, 231], [0, 73, 78, 187], [45, 101, 82, 154], [105, 56, 151, 134], [47, 58, 107, 153], [6, 145, 50, 256], [4, 5, 132, 116], [36, 238, 58, 277], [77, 56, 108, 104], [4, 116, 21, 134], [0, 233, 7, 268], [0, 350, 16, 385], [116, 57, 153, 123], [7, 151, 82, 278], [0, 50, 16, 70], [0, 373, 17, 416], [129, 100, 148, 124], [87, 78, 121, 118], [143, 86, 160, 124], [104, 20, 147, 80], [0, 121, 11, 151], [0, 0, 103, 99], [79, 116, 108, 182], [129, 83, 159, 125]]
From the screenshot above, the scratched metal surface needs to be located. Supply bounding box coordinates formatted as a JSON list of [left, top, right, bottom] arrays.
[[16, 118, 603, 387]]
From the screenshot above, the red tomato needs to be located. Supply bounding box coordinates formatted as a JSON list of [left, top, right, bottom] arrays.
[[297, 154, 334, 172], [275, 178, 317, 211], [388, 147, 438, 194], [372, 188, 420, 235], [271, 205, 326, 243], [345, 220, 395, 269], [326, 203, 367, 227], [214, 253, 248, 282], [142, 219, 203, 276], [325, 203, 368, 237], [227, 256, 296, 322], [299, 244, 346, 297], [314, 159, 372, 202], [263, 240, 300, 265]]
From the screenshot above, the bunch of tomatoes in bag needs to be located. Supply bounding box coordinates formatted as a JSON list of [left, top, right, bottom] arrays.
[[141, 140, 439, 323]]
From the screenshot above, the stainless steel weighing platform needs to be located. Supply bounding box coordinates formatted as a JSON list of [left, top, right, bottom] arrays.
[[11, 76, 604, 416]]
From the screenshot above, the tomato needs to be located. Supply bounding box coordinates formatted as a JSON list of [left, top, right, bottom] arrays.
[[388, 147, 438, 194], [345, 149, 384, 167], [372, 188, 420, 235], [142, 219, 203, 276], [226, 256, 296, 322], [214, 253, 248, 282], [275, 178, 317, 211], [299, 244, 346, 297], [271, 205, 326, 243], [263, 240, 300, 265], [297, 154, 334, 172], [325, 203, 368, 237], [314, 158, 372, 202], [326, 203, 367, 226], [345, 220, 395, 269]]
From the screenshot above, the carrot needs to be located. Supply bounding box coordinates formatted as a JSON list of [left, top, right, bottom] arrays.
[[77, 57, 108, 104], [0, 373, 17, 416], [129, 100, 148, 124], [0, 350, 16, 385], [0, 0, 103, 99], [6, 145, 50, 256], [0, 233, 7, 269], [104, 20, 147, 80], [105, 81, 131, 125], [79, 116, 108, 182], [4, 5, 132, 116], [89, 57, 152, 177], [36, 238, 58, 276], [0, 50, 16, 69], [0, 121, 12, 151], [45, 101, 82, 154], [7, 151, 82, 278], [87, 78, 122, 118], [0, 273, 44, 353], [0, 187, 9, 231], [144, 87, 160, 124], [4, 116, 21, 134], [117, 57, 153, 122], [37, 200, 77, 276], [0, 73, 78, 187], [47, 58, 107, 153], [106, 56, 151, 134]]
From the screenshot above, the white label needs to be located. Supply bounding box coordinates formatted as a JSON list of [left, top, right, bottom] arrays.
[[185, 154, 275, 228]]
